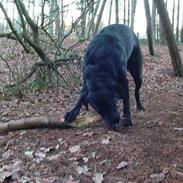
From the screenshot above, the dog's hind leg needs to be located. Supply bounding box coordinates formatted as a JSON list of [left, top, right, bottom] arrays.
[[127, 41, 144, 111]]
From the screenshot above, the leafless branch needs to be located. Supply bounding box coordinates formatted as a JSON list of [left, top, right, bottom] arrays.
[[0, 2, 30, 52]]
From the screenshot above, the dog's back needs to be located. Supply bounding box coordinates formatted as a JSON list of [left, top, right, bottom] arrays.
[[84, 24, 138, 67], [83, 24, 141, 90]]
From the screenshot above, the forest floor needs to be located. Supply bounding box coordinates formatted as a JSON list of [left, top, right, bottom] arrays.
[[0, 45, 183, 183]]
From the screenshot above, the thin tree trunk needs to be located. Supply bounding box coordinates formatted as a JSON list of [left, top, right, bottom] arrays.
[[87, 0, 100, 38], [144, 0, 155, 56], [159, 21, 166, 45], [115, 0, 119, 24], [176, 0, 180, 42], [5, 0, 9, 32], [127, 0, 130, 26], [55, 0, 61, 39], [48, 0, 55, 36], [93, 0, 107, 37], [153, 0, 183, 77], [60, 0, 64, 38], [172, 0, 175, 34], [12, 0, 15, 24], [108, 0, 113, 25], [32, 0, 35, 21], [130, 0, 137, 31], [27, 0, 30, 14], [124, 0, 126, 24], [152, 1, 156, 42], [80, 0, 86, 39], [181, 17, 183, 43]]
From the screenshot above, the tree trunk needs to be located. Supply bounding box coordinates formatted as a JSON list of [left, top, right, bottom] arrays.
[[108, 0, 113, 25], [153, 0, 183, 77], [127, 0, 130, 26], [176, 0, 180, 42], [32, 0, 35, 21], [130, 0, 137, 31], [80, 0, 86, 39], [123, 0, 126, 24], [48, 0, 55, 36], [93, 0, 107, 37], [12, 0, 15, 24], [55, 0, 61, 39], [60, 0, 64, 38], [144, 0, 155, 56], [27, 0, 30, 14], [171, 0, 175, 34], [87, 0, 100, 38], [181, 17, 183, 43], [159, 21, 166, 45], [151, 1, 156, 42], [115, 0, 119, 24], [5, 0, 9, 32]]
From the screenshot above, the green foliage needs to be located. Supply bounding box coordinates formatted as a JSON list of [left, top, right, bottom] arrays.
[[3, 83, 24, 100], [29, 67, 54, 92]]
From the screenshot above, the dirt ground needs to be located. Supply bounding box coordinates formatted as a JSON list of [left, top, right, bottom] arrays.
[[0, 46, 183, 183]]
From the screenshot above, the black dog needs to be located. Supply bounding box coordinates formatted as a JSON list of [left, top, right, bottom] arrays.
[[65, 24, 144, 129]]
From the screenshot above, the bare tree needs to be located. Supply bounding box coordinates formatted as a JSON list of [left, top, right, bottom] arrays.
[[108, 0, 113, 25], [176, 0, 180, 42], [0, 0, 94, 88], [127, 0, 130, 26], [60, 0, 64, 38], [48, 0, 55, 36], [115, 0, 119, 24], [130, 0, 137, 31], [87, 0, 100, 38], [123, 0, 126, 24], [153, 0, 183, 77], [171, 0, 175, 33], [181, 17, 183, 43], [80, 0, 87, 39], [159, 21, 166, 45], [55, 0, 61, 39], [151, 0, 156, 42], [93, 0, 107, 36], [144, 0, 155, 55]]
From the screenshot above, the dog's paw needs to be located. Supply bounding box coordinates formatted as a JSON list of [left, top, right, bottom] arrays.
[[123, 117, 132, 127], [137, 105, 145, 111], [110, 122, 120, 130], [64, 110, 78, 123]]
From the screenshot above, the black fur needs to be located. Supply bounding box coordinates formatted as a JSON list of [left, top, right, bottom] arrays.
[[65, 24, 144, 129]]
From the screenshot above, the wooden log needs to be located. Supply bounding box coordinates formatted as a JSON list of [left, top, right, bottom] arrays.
[[0, 114, 101, 133]]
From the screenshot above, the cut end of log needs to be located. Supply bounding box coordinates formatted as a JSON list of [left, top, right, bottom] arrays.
[[70, 114, 101, 128]]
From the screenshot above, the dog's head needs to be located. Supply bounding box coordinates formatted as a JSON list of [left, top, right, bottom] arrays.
[[87, 92, 120, 129]]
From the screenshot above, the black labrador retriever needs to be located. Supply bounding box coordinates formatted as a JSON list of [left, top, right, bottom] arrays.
[[65, 24, 144, 129]]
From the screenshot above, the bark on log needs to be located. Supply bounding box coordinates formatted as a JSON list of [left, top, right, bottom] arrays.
[[0, 114, 101, 133]]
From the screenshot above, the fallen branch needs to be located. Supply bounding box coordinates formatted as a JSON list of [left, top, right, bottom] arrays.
[[0, 114, 101, 133]]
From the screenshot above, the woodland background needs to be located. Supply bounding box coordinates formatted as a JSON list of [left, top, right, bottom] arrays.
[[0, 0, 183, 183]]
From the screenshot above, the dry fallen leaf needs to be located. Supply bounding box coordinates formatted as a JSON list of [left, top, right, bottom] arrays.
[[150, 173, 165, 182], [69, 145, 80, 153], [92, 172, 104, 183], [101, 136, 111, 145], [65, 181, 80, 183], [2, 149, 12, 159], [76, 165, 89, 175], [117, 161, 128, 170], [47, 154, 61, 161], [24, 150, 34, 159]]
